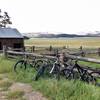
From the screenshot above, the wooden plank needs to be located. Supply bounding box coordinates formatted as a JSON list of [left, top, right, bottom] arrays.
[[7, 50, 56, 59], [7, 50, 100, 64], [66, 54, 100, 64], [7, 55, 19, 59]]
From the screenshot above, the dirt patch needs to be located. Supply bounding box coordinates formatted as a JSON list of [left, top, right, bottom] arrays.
[[0, 91, 8, 100], [0, 74, 48, 100], [24, 91, 47, 100], [9, 82, 48, 100], [9, 82, 33, 93]]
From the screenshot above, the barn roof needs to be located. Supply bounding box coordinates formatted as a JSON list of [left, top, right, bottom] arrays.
[[0, 28, 23, 38]]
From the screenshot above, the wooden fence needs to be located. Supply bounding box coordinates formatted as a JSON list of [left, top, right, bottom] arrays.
[[25, 45, 100, 56], [1, 45, 100, 56], [1, 45, 100, 64], [2, 49, 100, 64]]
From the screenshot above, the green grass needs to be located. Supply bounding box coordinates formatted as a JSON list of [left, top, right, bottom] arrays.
[[0, 80, 12, 91], [0, 76, 2, 80], [0, 56, 100, 100], [79, 61, 100, 69], [31, 79, 100, 100], [0, 57, 16, 73], [0, 80, 12, 88], [7, 91, 24, 99], [85, 54, 100, 59]]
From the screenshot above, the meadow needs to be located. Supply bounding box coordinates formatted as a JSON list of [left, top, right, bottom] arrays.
[[0, 56, 100, 100], [0, 37, 100, 100], [25, 37, 100, 48]]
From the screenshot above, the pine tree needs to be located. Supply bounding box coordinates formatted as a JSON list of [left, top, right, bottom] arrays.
[[0, 9, 12, 28]]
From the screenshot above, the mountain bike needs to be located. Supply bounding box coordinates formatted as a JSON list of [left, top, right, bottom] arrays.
[[33, 55, 70, 80], [14, 55, 44, 73], [33, 58, 55, 80], [63, 60, 99, 84]]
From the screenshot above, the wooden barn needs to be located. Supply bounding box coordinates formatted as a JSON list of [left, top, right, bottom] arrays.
[[0, 28, 24, 50]]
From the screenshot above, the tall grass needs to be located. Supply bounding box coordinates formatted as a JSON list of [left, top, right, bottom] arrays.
[[31, 79, 100, 100], [0, 57, 15, 73], [0, 56, 100, 100]]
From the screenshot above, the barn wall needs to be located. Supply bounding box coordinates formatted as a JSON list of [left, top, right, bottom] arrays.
[[0, 38, 24, 50]]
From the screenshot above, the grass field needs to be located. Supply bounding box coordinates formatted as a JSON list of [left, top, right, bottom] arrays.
[[25, 37, 100, 48], [0, 37, 100, 99], [0, 56, 100, 100]]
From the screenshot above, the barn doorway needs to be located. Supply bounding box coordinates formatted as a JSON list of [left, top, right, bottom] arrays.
[[0, 42, 2, 50], [13, 43, 21, 48]]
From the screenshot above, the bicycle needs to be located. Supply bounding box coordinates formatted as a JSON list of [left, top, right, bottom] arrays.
[[33, 58, 55, 80], [14, 54, 44, 73], [63, 60, 99, 85], [34, 53, 70, 80], [49, 59, 99, 85], [33, 53, 100, 86]]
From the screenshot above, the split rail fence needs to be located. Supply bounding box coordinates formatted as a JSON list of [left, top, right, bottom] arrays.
[[2, 45, 100, 64]]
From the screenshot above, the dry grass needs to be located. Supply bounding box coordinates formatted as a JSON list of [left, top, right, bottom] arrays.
[[25, 37, 100, 48], [6, 91, 24, 99]]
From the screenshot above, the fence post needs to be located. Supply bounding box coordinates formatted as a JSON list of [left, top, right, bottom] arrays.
[[62, 46, 66, 49], [49, 45, 53, 51], [98, 48, 100, 56], [54, 49, 59, 57], [67, 45, 69, 49], [79, 46, 85, 57], [3, 45, 7, 58], [79, 46, 83, 50], [22, 46, 25, 52], [32, 46, 35, 52]]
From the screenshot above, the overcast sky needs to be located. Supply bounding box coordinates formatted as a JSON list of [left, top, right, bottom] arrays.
[[0, 0, 100, 34]]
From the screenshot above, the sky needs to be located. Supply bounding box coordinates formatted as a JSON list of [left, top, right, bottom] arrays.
[[0, 0, 100, 34]]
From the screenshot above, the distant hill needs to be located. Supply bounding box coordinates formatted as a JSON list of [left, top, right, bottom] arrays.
[[22, 31, 100, 38], [86, 31, 100, 37]]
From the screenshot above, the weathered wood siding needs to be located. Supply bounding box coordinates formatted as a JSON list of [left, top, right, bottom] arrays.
[[0, 38, 24, 50]]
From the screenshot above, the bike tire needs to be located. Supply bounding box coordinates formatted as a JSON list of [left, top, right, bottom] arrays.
[[90, 71, 100, 78], [34, 64, 47, 81], [14, 60, 27, 72], [80, 70, 97, 84], [64, 69, 75, 80], [33, 60, 44, 71], [51, 64, 60, 80]]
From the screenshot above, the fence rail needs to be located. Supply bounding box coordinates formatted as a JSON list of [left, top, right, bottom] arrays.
[[7, 50, 56, 59], [25, 45, 100, 55], [5, 50, 100, 64], [66, 54, 100, 64], [1, 45, 100, 64]]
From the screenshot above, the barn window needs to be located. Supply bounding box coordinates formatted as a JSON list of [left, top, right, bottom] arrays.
[[13, 43, 21, 48]]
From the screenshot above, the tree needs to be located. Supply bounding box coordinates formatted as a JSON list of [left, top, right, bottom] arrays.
[[0, 9, 12, 28]]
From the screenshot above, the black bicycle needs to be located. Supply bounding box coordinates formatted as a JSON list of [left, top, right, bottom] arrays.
[[33, 58, 55, 80], [14, 55, 44, 73], [33, 54, 100, 86], [63, 60, 99, 84], [49, 59, 99, 85], [33, 56, 69, 80]]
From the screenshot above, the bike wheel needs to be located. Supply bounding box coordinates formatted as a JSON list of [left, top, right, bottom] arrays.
[[14, 60, 27, 72], [33, 60, 44, 71], [89, 71, 100, 84], [63, 69, 75, 80], [80, 71, 97, 84], [51, 64, 60, 80], [90, 71, 100, 78], [85, 74, 97, 84]]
